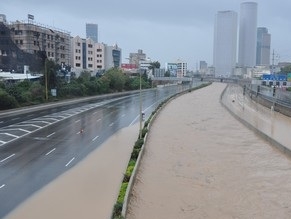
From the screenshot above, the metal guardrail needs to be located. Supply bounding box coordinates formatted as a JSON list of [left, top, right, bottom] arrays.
[[238, 83, 291, 117]]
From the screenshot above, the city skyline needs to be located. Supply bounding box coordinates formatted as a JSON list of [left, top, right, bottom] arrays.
[[2, 0, 291, 70]]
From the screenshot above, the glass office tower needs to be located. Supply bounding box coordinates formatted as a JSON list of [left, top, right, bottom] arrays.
[[213, 11, 238, 77], [238, 2, 258, 68]]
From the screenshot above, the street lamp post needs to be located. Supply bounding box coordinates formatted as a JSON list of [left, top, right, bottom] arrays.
[[45, 59, 48, 101], [139, 69, 143, 139]]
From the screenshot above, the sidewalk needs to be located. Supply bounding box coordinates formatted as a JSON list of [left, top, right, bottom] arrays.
[[127, 82, 291, 219]]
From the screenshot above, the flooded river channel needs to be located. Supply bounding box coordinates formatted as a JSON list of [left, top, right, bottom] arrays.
[[127, 82, 291, 219]]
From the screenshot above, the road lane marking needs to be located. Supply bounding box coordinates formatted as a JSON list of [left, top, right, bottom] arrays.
[[0, 184, 5, 189], [121, 114, 125, 117], [45, 148, 56, 156], [46, 132, 55, 138], [65, 157, 75, 167], [1, 154, 15, 163], [96, 118, 101, 122], [109, 123, 114, 127], [11, 117, 20, 121], [2, 133, 19, 138], [93, 111, 98, 115], [92, 135, 99, 141], [75, 119, 81, 123], [130, 115, 139, 126], [0, 121, 3, 124]]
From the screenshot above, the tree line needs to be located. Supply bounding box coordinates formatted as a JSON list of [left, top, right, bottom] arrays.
[[0, 60, 153, 110]]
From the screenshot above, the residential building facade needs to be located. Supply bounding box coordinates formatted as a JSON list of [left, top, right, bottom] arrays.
[[8, 20, 71, 66], [129, 49, 146, 68], [105, 44, 121, 70], [213, 11, 238, 77], [176, 60, 187, 78], [71, 36, 117, 75]]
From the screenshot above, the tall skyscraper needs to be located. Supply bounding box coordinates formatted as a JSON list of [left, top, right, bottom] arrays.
[[86, 23, 98, 43], [213, 11, 238, 77], [256, 27, 271, 66], [238, 2, 258, 68]]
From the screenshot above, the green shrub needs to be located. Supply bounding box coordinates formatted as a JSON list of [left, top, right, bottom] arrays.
[[117, 182, 128, 204], [112, 202, 123, 219], [130, 148, 141, 160], [134, 138, 144, 149], [141, 127, 148, 138], [0, 89, 19, 110]]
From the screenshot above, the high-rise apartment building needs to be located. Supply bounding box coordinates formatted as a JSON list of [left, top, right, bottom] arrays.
[[256, 27, 271, 66], [86, 23, 98, 43], [238, 2, 258, 68], [213, 11, 238, 77]]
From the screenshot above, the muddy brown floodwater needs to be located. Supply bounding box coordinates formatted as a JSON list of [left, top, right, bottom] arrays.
[[5, 124, 139, 219], [127, 82, 291, 219]]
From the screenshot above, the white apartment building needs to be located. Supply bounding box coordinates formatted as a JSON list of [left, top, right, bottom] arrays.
[[176, 60, 187, 78], [71, 36, 121, 75]]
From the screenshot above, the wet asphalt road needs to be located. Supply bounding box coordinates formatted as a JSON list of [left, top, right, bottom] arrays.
[[0, 84, 193, 218]]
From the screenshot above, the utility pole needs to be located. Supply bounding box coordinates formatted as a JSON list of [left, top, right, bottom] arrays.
[[45, 59, 48, 101], [139, 69, 143, 139], [271, 49, 275, 75]]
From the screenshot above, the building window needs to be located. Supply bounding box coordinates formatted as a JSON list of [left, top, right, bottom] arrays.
[[20, 40, 23, 45], [97, 49, 102, 52], [76, 63, 81, 67], [15, 30, 22, 35], [77, 42, 80, 46], [88, 64, 93, 68]]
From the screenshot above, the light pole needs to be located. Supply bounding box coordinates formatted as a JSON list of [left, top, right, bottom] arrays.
[[45, 59, 48, 101], [139, 69, 143, 139]]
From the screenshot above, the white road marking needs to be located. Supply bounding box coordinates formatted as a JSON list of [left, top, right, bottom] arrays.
[[9, 124, 42, 128], [93, 111, 98, 115], [11, 117, 20, 121], [109, 123, 114, 127], [121, 114, 125, 117], [96, 118, 101, 122], [92, 135, 99, 141], [46, 132, 55, 138], [75, 119, 81, 123], [0, 154, 15, 163], [2, 133, 18, 138], [65, 157, 75, 167], [0, 121, 3, 124], [0, 184, 5, 189], [45, 148, 56, 156]]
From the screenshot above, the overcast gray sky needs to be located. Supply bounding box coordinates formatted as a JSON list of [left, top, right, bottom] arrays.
[[2, 0, 291, 70]]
